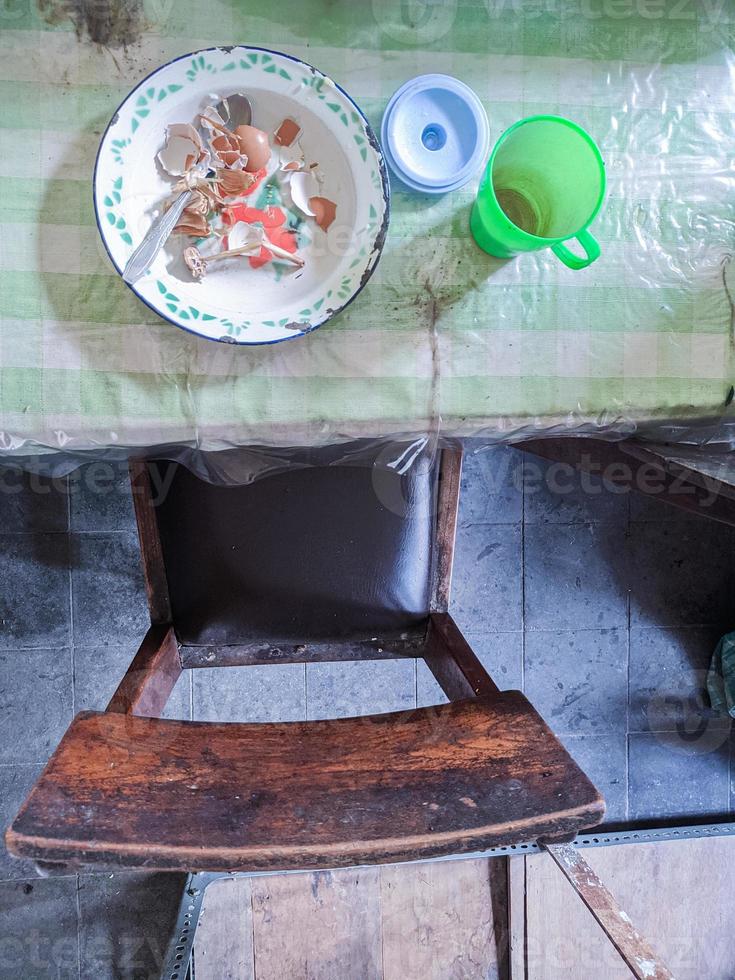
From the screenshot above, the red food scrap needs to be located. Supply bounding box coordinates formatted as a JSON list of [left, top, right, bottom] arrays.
[[223, 205, 299, 268], [223, 204, 286, 228]]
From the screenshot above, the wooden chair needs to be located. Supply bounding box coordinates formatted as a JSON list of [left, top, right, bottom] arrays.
[[7, 444, 605, 871]]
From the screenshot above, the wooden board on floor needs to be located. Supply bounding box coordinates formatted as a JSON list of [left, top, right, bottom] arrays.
[[524, 836, 735, 980], [193, 836, 735, 979], [250, 868, 383, 980], [192, 857, 505, 980], [380, 857, 506, 980], [507, 856, 526, 980], [191, 876, 254, 980]]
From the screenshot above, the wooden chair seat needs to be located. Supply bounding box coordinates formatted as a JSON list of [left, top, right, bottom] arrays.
[[7, 694, 603, 872]]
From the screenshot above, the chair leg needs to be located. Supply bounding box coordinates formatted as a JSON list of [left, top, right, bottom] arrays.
[[107, 624, 182, 718], [431, 444, 463, 613], [423, 612, 499, 701], [130, 459, 173, 623], [544, 842, 674, 980]]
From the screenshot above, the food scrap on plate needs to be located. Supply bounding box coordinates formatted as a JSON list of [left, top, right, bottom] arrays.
[[156, 99, 337, 280]]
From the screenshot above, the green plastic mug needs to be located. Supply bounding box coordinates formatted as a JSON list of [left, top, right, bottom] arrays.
[[470, 115, 605, 270]]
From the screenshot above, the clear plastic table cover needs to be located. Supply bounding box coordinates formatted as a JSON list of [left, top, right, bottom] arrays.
[[1, 1, 734, 483]]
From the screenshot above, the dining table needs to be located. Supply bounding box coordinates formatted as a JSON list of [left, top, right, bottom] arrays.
[[1, 0, 734, 477]]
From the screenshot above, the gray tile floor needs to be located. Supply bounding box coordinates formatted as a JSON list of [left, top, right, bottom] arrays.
[[0, 445, 733, 978]]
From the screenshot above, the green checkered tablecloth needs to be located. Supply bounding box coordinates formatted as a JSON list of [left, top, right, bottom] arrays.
[[1, 0, 734, 458]]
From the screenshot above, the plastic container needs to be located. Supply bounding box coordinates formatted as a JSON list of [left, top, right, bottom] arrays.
[[381, 74, 490, 194], [470, 115, 606, 269]]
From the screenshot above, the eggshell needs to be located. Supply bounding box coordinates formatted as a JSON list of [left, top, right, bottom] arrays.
[[210, 133, 245, 169], [167, 122, 203, 149], [158, 134, 201, 176], [215, 167, 259, 197], [309, 196, 338, 231], [274, 117, 302, 147], [228, 221, 265, 251], [174, 209, 210, 236], [199, 105, 228, 133], [234, 125, 271, 173], [278, 142, 305, 172], [289, 171, 319, 217]]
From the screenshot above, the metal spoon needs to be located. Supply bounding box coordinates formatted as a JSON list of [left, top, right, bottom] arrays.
[[122, 95, 253, 285], [216, 93, 252, 130]]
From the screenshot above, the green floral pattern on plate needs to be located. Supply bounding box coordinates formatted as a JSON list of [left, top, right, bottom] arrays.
[[131, 83, 183, 133], [102, 177, 132, 246], [219, 317, 251, 338], [110, 137, 131, 164], [185, 54, 216, 82], [156, 281, 217, 322]]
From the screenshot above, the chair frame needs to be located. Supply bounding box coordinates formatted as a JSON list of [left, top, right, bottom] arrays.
[[14, 443, 603, 877], [116, 444, 500, 720], [127, 440, 673, 980], [10, 440, 676, 979]]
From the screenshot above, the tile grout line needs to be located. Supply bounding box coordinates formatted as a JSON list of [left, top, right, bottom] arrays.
[[0, 873, 78, 884], [0, 761, 49, 768], [523, 621, 732, 632]]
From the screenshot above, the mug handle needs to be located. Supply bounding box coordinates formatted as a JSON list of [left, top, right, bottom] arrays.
[[551, 229, 601, 270]]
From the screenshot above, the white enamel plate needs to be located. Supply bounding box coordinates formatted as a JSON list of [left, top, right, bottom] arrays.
[[94, 46, 390, 345]]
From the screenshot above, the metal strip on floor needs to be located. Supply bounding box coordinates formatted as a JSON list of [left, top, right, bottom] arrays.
[[453, 819, 735, 859], [159, 873, 220, 980]]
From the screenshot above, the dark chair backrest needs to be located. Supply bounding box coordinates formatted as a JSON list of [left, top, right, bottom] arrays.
[[151, 447, 437, 645]]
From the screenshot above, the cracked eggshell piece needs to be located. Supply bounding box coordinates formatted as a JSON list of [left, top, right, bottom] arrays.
[[200, 106, 248, 170], [274, 117, 302, 146], [227, 221, 266, 252], [209, 133, 247, 170], [167, 122, 203, 147], [157, 132, 203, 176], [289, 170, 320, 217], [309, 196, 338, 232], [200, 104, 228, 132], [176, 188, 211, 221], [215, 167, 259, 197], [279, 142, 306, 172], [175, 209, 210, 237]]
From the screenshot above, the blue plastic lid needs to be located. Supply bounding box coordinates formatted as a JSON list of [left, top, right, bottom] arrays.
[[381, 74, 490, 194]]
